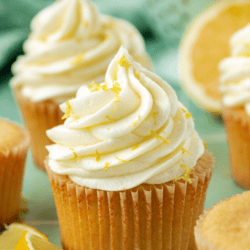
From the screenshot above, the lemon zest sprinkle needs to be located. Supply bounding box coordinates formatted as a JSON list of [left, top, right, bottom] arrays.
[[150, 130, 170, 144], [182, 148, 193, 155], [118, 55, 131, 70], [115, 157, 126, 163], [104, 162, 110, 171], [71, 54, 85, 65], [153, 111, 158, 125], [69, 148, 77, 162], [130, 115, 141, 127], [122, 187, 126, 190], [134, 70, 140, 80], [95, 150, 101, 162], [173, 164, 192, 183], [88, 81, 100, 92], [106, 115, 113, 121], [203, 141, 207, 149], [181, 108, 187, 113], [185, 113, 193, 118], [111, 81, 121, 103], [62, 99, 73, 120], [132, 144, 140, 151]]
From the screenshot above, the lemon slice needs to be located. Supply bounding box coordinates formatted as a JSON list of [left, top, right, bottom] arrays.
[[179, 0, 250, 114], [15, 231, 62, 250], [0, 223, 46, 249]]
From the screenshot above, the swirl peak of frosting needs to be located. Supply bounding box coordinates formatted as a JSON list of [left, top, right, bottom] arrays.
[[11, 0, 150, 102], [219, 23, 250, 115], [46, 47, 204, 191]]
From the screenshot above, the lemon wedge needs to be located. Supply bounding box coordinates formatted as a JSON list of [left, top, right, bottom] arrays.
[[15, 231, 61, 250]]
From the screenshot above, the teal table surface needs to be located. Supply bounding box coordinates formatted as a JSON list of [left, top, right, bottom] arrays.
[[0, 45, 246, 247]]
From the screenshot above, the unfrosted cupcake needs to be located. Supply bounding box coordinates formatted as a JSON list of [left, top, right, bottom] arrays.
[[219, 23, 250, 189], [10, 0, 151, 170], [195, 191, 250, 250], [0, 119, 29, 226], [45, 47, 214, 250]]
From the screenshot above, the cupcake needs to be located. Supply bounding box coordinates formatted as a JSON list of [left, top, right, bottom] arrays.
[[219, 23, 250, 189], [0, 119, 29, 226], [45, 47, 214, 249], [10, 0, 151, 170], [195, 191, 250, 249]]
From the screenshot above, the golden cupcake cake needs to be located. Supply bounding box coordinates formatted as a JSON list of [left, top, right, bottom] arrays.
[[45, 47, 214, 249], [219, 23, 250, 189], [195, 191, 250, 250], [10, 0, 151, 170], [0, 119, 29, 226]]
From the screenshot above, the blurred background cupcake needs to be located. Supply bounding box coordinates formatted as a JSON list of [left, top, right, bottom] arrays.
[[0, 119, 29, 227], [219, 23, 250, 189], [10, 0, 151, 171]]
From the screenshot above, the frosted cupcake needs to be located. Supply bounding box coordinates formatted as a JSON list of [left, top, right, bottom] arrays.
[[195, 191, 250, 250], [45, 47, 214, 249], [11, 0, 151, 170], [0, 119, 29, 226], [219, 23, 250, 189]]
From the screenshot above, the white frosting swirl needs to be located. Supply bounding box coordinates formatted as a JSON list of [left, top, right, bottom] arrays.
[[11, 0, 150, 102], [219, 24, 250, 115], [46, 47, 204, 191]]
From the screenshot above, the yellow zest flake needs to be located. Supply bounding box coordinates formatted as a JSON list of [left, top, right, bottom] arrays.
[[108, 128, 110, 130], [111, 81, 121, 102], [118, 55, 131, 70], [106, 115, 113, 121], [122, 187, 126, 190], [182, 148, 193, 155], [69, 148, 77, 162], [62, 99, 73, 120], [71, 54, 85, 65], [88, 81, 101, 92], [150, 130, 170, 144], [115, 157, 127, 163], [134, 70, 140, 80], [132, 144, 140, 151], [174, 164, 192, 184], [104, 162, 110, 171], [101, 82, 108, 91], [181, 108, 187, 113], [110, 81, 121, 97], [153, 111, 158, 125], [185, 113, 193, 119], [130, 115, 141, 127], [95, 150, 101, 162], [203, 141, 207, 149]]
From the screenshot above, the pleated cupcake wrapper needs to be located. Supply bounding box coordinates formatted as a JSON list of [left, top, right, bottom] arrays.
[[0, 122, 29, 226], [222, 105, 250, 189], [194, 193, 245, 250], [14, 89, 63, 171], [46, 150, 214, 250]]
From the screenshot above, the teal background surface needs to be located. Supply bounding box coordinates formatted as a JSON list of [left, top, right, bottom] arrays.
[[0, 0, 246, 246]]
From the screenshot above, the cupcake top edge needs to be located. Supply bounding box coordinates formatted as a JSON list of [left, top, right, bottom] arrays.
[[199, 191, 250, 249], [0, 119, 30, 152], [46, 47, 205, 191], [10, 0, 151, 103]]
